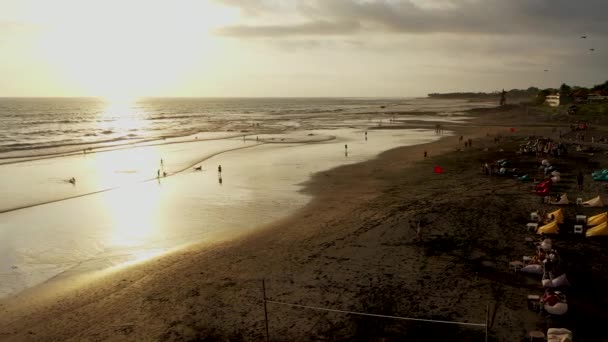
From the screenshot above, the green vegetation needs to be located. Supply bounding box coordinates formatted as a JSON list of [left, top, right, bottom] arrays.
[[428, 87, 539, 101]]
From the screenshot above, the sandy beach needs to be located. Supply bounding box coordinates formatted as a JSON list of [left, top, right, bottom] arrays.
[[2, 105, 608, 341]]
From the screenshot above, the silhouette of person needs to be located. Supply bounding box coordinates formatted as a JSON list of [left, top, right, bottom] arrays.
[[218, 165, 222, 173], [219, 177, 223, 185], [157, 169, 160, 178]]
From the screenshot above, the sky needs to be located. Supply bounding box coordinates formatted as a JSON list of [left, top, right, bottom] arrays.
[[0, 0, 606, 98]]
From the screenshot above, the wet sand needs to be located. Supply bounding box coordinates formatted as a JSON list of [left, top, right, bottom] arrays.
[[2, 105, 608, 341]]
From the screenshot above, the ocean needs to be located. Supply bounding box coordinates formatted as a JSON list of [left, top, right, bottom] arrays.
[[0, 97, 494, 158]]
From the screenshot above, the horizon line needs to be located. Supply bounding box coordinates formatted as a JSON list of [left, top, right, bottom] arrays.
[[0, 96, 428, 100]]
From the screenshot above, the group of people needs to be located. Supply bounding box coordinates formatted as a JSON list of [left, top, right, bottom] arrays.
[[434, 124, 444, 135], [519, 137, 567, 158]]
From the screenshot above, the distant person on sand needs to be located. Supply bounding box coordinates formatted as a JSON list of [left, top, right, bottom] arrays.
[[218, 165, 222, 173], [410, 219, 424, 241], [345, 144, 348, 151], [69, 177, 76, 185], [424, 151, 427, 158], [163, 172, 167, 177], [157, 169, 160, 178], [577, 171, 584, 191]]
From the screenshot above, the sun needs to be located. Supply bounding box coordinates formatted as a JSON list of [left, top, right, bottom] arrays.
[[32, 0, 239, 97]]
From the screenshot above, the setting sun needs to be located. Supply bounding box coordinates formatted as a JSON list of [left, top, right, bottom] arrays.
[[28, 0, 238, 98]]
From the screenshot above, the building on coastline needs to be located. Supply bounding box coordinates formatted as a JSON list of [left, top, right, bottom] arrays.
[[588, 93, 608, 103], [571, 89, 588, 104], [545, 94, 561, 107]]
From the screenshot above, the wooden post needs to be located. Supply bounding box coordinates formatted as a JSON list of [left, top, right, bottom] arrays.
[[262, 279, 269, 342], [485, 303, 489, 342]]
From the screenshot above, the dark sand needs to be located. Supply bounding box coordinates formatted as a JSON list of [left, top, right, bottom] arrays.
[[2, 105, 608, 341]]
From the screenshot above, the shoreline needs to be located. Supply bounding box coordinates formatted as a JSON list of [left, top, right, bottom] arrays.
[[1, 104, 580, 341], [0, 121, 489, 333]]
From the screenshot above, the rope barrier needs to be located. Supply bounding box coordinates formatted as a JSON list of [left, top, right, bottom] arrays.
[[265, 299, 487, 328]]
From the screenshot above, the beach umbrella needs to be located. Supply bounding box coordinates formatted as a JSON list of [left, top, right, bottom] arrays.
[[434, 166, 444, 174]]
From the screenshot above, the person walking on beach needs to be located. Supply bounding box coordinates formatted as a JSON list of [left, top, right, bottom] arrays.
[[157, 169, 160, 178], [218, 165, 222, 174], [424, 150, 427, 158], [410, 219, 424, 241]]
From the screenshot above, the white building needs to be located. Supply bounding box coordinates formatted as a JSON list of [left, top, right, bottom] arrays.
[[545, 95, 560, 107]]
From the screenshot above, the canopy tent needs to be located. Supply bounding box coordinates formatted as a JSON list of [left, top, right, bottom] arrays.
[[546, 209, 564, 224], [587, 212, 608, 226], [583, 196, 604, 207], [537, 221, 559, 234], [549, 194, 569, 205], [586, 222, 608, 237]]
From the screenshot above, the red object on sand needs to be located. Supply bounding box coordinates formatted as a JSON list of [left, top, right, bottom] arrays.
[[434, 166, 444, 174], [535, 179, 552, 196], [510, 127, 516, 132]]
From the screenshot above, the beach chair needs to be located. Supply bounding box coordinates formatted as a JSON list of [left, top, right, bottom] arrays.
[[583, 196, 604, 207], [526, 223, 538, 232]]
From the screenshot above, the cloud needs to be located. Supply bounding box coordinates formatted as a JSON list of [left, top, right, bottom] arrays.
[[214, 0, 608, 37], [214, 19, 360, 37], [212, 0, 284, 16]]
